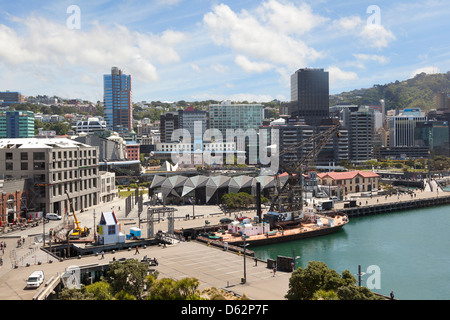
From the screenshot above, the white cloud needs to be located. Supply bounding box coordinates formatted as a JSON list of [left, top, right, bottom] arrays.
[[0, 15, 187, 83], [211, 63, 230, 73], [410, 66, 440, 78], [258, 0, 328, 35], [191, 64, 202, 73], [203, 1, 325, 71], [234, 55, 274, 73], [331, 15, 396, 50], [192, 92, 275, 103], [353, 54, 389, 65], [359, 24, 396, 49], [327, 66, 358, 85], [332, 16, 364, 32]]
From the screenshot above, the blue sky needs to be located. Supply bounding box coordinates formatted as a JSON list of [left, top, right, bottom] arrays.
[[0, 0, 449, 103]]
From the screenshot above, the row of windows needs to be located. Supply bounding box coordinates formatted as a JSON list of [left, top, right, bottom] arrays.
[[6, 162, 45, 171], [52, 179, 98, 197], [4, 150, 97, 161], [52, 168, 98, 182], [50, 158, 97, 169], [52, 149, 96, 160], [322, 177, 377, 186], [5, 152, 45, 161]]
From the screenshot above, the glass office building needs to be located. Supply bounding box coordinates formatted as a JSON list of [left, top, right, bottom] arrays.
[[0, 110, 35, 138], [290, 68, 329, 126], [104, 67, 132, 135], [208, 101, 264, 164], [414, 121, 450, 157], [209, 101, 264, 135]]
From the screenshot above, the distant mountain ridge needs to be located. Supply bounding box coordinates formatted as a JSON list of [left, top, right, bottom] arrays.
[[330, 71, 450, 111]]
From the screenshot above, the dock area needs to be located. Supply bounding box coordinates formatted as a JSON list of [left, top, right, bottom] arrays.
[[335, 194, 450, 218], [0, 182, 449, 300]]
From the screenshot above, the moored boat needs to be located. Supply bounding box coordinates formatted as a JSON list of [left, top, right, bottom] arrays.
[[209, 207, 348, 247]]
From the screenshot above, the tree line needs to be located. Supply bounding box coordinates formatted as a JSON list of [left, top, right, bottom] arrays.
[[58, 259, 382, 300]]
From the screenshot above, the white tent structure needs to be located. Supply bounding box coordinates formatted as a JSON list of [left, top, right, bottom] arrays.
[[149, 174, 287, 204], [206, 176, 231, 203], [228, 175, 255, 194], [182, 175, 209, 197]]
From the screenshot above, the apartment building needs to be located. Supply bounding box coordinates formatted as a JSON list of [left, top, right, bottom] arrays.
[[0, 138, 100, 214]]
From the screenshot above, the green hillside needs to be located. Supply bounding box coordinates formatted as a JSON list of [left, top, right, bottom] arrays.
[[331, 71, 450, 111]]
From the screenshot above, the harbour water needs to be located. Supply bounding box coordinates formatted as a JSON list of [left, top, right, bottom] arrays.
[[252, 189, 450, 300]]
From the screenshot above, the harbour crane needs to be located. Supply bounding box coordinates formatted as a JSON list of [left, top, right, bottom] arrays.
[[269, 122, 341, 215]]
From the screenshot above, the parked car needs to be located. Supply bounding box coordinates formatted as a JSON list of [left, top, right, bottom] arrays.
[[220, 218, 233, 224], [26, 271, 45, 289], [329, 196, 339, 201], [45, 213, 62, 220], [315, 192, 327, 198]]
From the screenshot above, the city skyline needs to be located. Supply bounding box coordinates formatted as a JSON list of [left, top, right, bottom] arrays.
[[0, 0, 449, 103]]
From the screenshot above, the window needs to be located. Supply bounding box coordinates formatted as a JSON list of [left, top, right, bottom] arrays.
[[108, 225, 116, 235], [6, 153, 13, 160], [6, 162, 13, 170], [21, 152, 28, 161], [33, 162, 45, 170], [33, 152, 45, 161], [21, 162, 28, 170]]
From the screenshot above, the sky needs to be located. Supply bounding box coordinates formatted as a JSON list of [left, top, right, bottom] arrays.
[[0, 0, 449, 104]]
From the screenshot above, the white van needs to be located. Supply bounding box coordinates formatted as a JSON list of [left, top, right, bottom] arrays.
[[26, 271, 45, 289], [45, 213, 62, 220]]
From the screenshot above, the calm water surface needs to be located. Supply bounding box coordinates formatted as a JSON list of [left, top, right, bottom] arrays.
[[252, 190, 450, 300]]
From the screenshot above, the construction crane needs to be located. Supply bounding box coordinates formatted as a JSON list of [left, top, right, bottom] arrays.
[[65, 191, 90, 239], [269, 123, 341, 215]]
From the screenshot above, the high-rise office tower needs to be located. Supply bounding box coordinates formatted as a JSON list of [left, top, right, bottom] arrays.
[[343, 107, 375, 163], [160, 112, 179, 143], [104, 67, 133, 135], [290, 68, 329, 125]]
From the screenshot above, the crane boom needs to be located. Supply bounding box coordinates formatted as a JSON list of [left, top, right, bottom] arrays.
[[269, 123, 341, 213]]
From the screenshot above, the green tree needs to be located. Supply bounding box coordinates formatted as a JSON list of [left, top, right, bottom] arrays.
[[285, 261, 382, 300], [59, 286, 94, 300], [84, 281, 113, 300], [146, 276, 202, 300], [107, 259, 148, 299]]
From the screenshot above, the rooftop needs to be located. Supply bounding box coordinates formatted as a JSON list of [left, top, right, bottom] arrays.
[[0, 138, 91, 149], [317, 171, 380, 180]]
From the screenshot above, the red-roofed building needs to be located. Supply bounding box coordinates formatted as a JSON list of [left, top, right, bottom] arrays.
[[317, 171, 380, 194]]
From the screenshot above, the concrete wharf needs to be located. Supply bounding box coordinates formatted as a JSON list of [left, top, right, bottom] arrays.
[[333, 194, 450, 218]]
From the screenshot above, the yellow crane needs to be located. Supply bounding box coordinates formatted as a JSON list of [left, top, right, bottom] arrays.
[[65, 191, 90, 238]]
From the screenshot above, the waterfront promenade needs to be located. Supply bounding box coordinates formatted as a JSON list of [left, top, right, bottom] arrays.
[[0, 182, 448, 300]]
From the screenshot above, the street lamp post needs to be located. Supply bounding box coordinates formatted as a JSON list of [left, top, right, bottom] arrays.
[[241, 235, 249, 284], [292, 249, 301, 271], [357, 265, 366, 287]]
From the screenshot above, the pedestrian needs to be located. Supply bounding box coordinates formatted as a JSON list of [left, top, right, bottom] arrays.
[[135, 246, 139, 254], [101, 250, 104, 259], [254, 257, 258, 266], [390, 291, 394, 300], [273, 264, 277, 276]]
